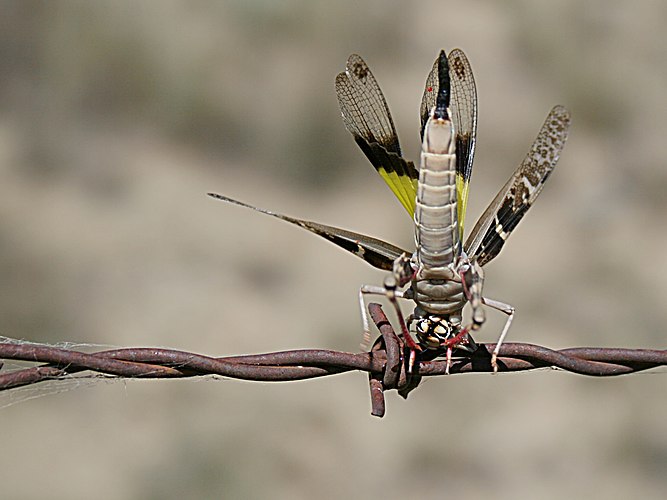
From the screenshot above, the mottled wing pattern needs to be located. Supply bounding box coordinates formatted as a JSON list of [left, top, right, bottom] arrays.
[[420, 49, 478, 244], [464, 105, 571, 267], [207, 193, 407, 271], [336, 54, 419, 216]]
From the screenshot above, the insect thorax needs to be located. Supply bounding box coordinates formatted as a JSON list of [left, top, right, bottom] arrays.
[[410, 264, 467, 316]]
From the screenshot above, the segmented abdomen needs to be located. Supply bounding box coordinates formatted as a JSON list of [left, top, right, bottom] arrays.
[[414, 117, 458, 270]]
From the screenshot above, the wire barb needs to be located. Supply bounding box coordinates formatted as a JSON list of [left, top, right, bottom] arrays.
[[1, 306, 665, 417]]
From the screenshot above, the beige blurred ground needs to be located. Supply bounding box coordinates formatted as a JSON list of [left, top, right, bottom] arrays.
[[1, 1, 667, 498]]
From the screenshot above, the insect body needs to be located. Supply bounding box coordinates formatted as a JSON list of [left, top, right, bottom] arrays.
[[209, 49, 570, 371], [395, 52, 480, 367]]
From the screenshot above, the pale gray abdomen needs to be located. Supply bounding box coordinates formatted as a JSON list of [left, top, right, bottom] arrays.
[[414, 115, 459, 271], [413, 113, 462, 315], [414, 163, 457, 268]]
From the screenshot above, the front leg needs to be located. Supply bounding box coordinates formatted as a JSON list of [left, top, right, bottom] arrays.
[[385, 275, 422, 372], [359, 253, 420, 370], [358, 283, 416, 350], [358, 279, 421, 373], [359, 284, 391, 349]]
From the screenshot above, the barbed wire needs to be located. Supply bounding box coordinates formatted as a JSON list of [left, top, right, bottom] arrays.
[[1, 303, 665, 417]]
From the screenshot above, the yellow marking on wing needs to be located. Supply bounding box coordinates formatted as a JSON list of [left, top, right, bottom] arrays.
[[456, 173, 470, 241], [378, 169, 417, 216], [379, 169, 409, 212]]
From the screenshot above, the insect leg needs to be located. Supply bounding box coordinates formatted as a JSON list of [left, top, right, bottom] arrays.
[[461, 259, 485, 330], [383, 274, 420, 349], [359, 284, 389, 348], [358, 284, 410, 347], [359, 279, 420, 372], [481, 297, 515, 373]]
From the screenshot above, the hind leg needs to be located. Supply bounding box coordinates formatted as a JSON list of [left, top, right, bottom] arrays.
[[481, 297, 515, 372]]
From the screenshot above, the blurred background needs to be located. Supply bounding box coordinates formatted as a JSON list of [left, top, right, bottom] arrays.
[[1, 1, 666, 498]]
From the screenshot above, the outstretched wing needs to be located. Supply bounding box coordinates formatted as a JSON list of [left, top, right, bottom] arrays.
[[420, 48, 478, 243], [335, 54, 419, 217], [208, 193, 408, 271], [464, 105, 571, 267]]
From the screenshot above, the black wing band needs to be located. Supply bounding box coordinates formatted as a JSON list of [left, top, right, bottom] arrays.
[[336, 54, 419, 216], [465, 105, 571, 267]]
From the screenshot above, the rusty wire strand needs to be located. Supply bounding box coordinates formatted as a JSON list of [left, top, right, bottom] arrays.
[[1, 303, 665, 417]]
